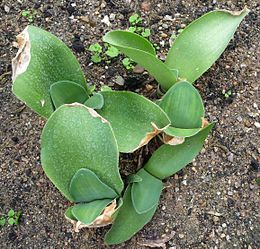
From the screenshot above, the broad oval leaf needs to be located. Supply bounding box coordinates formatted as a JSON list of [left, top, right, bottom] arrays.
[[103, 31, 177, 90], [12, 25, 88, 118], [98, 91, 170, 153], [69, 168, 118, 203], [160, 81, 204, 129], [41, 104, 123, 201], [105, 186, 158, 245], [131, 169, 163, 214], [165, 8, 249, 83], [165, 126, 201, 138], [145, 124, 214, 179], [50, 80, 89, 109], [84, 93, 104, 109], [72, 199, 113, 225]]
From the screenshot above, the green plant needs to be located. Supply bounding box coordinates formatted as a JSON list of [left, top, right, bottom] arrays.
[[105, 45, 119, 58], [88, 43, 102, 63], [223, 89, 232, 98], [21, 9, 37, 23], [128, 13, 151, 38], [122, 57, 135, 70], [11, 7, 248, 245], [104, 8, 249, 91], [129, 13, 142, 26], [0, 209, 22, 227]]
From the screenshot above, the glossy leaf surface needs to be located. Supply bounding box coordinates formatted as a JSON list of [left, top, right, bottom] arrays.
[[103, 30, 177, 90], [160, 81, 204, 129], [12, 25, 88, 118], [41, 104, 123, 201], [50, 80, 89, 109], [98, 91, 170, 153], [72, 199, 112, 224], [131, 169, 163, 214], [145, 124, 214, 179], [165, 8, 249, 83], [105, 186, 157, 245], [69, 168, 118, 203]]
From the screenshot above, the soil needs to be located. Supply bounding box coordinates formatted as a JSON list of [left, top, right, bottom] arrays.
[[0, 0, 259, 249]]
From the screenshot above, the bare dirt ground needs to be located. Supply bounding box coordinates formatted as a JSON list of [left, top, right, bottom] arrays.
[[0, 1, 259, 248]]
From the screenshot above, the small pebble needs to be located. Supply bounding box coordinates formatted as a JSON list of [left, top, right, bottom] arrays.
[[109, 13, 116, 21], [254, 122, 260, 128], [4, 5, 10, 13], [113, 75, 124, 86], [220, 233, 226, 238], [178, 234, 185, 239], [101, 15, 111, 26], [228, 153, 234, 162], [133, 65, 144, 74]]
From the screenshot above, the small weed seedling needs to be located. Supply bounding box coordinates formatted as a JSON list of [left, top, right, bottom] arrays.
[[223, 89, 232, 99], [122, 57, 135, 70], [88, 43, 102, 63], [11, 7, 248, 245], [21, 9, 37, 23], [128, 13, 151, 38], [88, 42, 119, 64], [0, 209, 22, 227]]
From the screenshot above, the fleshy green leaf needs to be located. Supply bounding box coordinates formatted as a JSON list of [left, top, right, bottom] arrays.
[[145, 124, 214, 179], [131, 169, 163, 214], [65, 206, 77, 221], [103, 31, 177, 90], [165, 126, 201, 138], [127, 174, 142, 184], [69, 168, 118, 203], [84, 93, 104, 109], [12, 25, 88, 118], [50, 80, 89, 109], [41, 104, 123, 201], [159, 81, 204, 129], [72, 199, 112, 225], [98, 91, 170, 153], [165, 8, 249, 83], [105, 186, 157, 245]]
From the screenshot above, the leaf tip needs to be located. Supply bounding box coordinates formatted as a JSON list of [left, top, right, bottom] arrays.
[[12, 26, 31, 82]]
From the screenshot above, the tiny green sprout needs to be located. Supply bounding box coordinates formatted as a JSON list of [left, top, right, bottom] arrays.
[[0, 217, 5, 227], [0, 209, 22, 227], [122, 58, 134, 70], [129, 13, 142, 25], [89, 43, 103, 63], [141, 28, 151, 38], [105, 45, 119, 58], [128, 26, 136, 33], [91, 54, 102, 63], [223, 89, 232, 98], [88, 43, 102, 53], [256, 178, 260, 186], [8, 209, 15, 217], [21, 9, 37, 23]]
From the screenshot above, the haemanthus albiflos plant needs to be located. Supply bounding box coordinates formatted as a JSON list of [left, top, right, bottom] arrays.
[[12, 8, 248, 245]]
